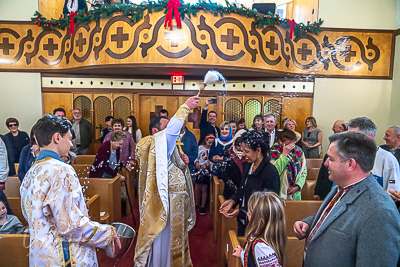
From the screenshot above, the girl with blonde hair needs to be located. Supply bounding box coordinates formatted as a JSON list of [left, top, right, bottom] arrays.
[[232, 191, 287, 267]]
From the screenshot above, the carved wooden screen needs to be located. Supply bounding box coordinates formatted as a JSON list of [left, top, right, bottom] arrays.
[[94, 96, 111, 141], [264, 99, 282, 127], [244, 99, 262, 129], [73, 96, 92, 122], [224, 98, 243, 122], [113, 96, 131, 122]]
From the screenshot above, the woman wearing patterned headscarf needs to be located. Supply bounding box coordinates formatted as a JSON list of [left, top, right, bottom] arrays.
[[270, 129, 307, 200], [209, 121, 234, 179]]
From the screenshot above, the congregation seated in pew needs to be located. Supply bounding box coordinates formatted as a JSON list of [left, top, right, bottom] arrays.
[[0, 199, 24, 234]]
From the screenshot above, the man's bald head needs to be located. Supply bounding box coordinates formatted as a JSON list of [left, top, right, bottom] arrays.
[[332, 120, 347, 134]]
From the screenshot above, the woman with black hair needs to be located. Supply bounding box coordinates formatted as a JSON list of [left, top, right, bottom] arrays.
[[250, 114, 265, 132], [125, 115, 142, 143], [219, 130, 280, 236]]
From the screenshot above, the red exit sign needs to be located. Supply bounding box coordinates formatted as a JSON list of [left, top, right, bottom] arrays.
[[171, 75, 184, 84]]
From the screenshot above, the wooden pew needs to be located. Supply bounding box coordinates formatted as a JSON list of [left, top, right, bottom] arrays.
[[4, 176, 21, 197], [226, 230, 306, 267], [7, 197, 28, 226], [283, 200, 322, 236], [287, 237, 306, 267], [5, 175, 120, 224], [306, 168, 320, 180], [213, 177, 224, 242], [73, 164, 92, 179], [301, 180, 317, 200], [74, 155, 96, 165], [14, 163, 19, 175], [81, 176, 121, 223], [86, 194, 101, 222], [306, 158, 323, 168], [217, 195, 238, 267], [0, 234, 29, 267]]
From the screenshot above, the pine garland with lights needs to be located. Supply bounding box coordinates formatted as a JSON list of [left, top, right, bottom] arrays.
[[32, 0, 323, 37]]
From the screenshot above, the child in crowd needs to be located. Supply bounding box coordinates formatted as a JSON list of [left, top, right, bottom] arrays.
[[232, 191, 286, 267], [0, 200, 24, 234], [193, 134, 215, 215]]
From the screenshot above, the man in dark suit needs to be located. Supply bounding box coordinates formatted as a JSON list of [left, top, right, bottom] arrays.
[[381, 125, 400, 165], [294, 131, 400, 267], [198, 98, 220, 145]]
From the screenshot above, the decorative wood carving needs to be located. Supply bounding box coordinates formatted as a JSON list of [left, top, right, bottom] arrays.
[[0, 12, 394, 78]]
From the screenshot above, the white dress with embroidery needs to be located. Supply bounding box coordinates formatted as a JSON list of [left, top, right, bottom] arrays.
[[20, 158, 113, 267]]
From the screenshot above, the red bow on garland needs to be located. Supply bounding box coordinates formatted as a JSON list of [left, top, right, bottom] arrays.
[[286, 19, 296, 39], [164, 0, 182, 29], [68, 11, 79, 34]]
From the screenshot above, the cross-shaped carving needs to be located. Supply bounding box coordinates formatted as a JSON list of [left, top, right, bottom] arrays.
[[340, 44, 356, 62], [221, 28, 239, 50], [76, 32, 87, 52], [43, 38, 58, 56], [188, 106, 201, 129], [265, 36, 278, 56], [111, 27, 129, 48], [150, 105, 164, 120], [297, 43, 312, 61], [163, 26, 186, 47], [0, 38, 14, 56]]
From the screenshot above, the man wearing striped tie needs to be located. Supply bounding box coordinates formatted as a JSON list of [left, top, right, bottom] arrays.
[[293, 131, 400, 267]]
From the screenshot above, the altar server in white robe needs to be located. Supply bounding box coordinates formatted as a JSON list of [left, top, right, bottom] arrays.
[[20, 114, 121, 267]]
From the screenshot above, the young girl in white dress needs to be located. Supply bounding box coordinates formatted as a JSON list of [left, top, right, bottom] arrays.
[[232, 191, 286, 267]]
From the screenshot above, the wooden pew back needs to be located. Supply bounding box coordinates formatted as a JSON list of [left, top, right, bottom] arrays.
[[7, 197, 28, 226], [213, 177, 224, 242], [226, 231, 306, 267], [301, 180, 317, 200], [283, 200, 322, 236], [306, 168, 320, 180], [217, 195, 238, 267], [86, 194, 100, 222], [0, 234, 29, 266], [4, 176, 21, 197], [306, 158, 323, 168], [73, 164, 92, 179], [74, 155, 96, 165], [80, 176, 121, 223]]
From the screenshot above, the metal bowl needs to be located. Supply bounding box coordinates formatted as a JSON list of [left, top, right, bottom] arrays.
[[105, 222, 136, 259]]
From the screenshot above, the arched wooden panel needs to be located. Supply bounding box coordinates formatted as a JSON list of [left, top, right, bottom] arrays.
[[264, 99, 282, 127], [224, 98, 243, 122], [94, 96, 111, 141], [113, 96, 131, 122], [73, 95, 92, 123], [244, 99, 261, 129]]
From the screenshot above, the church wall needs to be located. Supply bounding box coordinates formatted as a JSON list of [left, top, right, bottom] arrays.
[[389, 35, 400, 126], [0, 0, 38, 21], [313, 0, 397, 154], [0, 73, 43, 134]]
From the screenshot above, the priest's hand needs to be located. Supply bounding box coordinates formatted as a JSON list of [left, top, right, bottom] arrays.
[[111, 226, 121, 254], [181, 153, 189, 165], [293, 221, 309, 240], [185, 96, 200, 109]]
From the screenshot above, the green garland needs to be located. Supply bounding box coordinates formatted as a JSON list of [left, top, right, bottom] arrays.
[[32, 0, 323, 37]]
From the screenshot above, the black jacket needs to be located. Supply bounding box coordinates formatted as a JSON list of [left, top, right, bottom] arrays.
[[231, 156, 280, 220], [380, 144, 400, 165], [314, 154, 333, 200], [198, 108, 220, 145], [70, 118, 92, 150], [221, 156, 245, 199]]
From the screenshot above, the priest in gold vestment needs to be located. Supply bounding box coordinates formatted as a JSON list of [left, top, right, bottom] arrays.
[[134, 96, 199, 267]]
